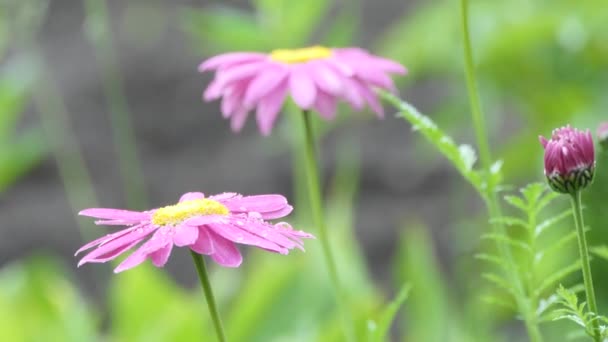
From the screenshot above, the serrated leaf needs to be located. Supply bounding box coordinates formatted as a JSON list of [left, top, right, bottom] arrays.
[[536, 231, 581, 265], [481, 233, 531, 253], [504, 195, 527, 211], [535, 190, 561, 215], [520, 182, 546, 207], [534, 261, 582, 299], [534, 208, 573, 237], [379, 91, 484, 194], [475, 253, 510, 272], [481, 295, 516, 311], [590, 245, 608, 262], [482, 272, 515, 296], [490, 216, 528, 230]]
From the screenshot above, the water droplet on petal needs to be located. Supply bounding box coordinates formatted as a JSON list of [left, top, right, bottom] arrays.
[[239, 206, 247, 211], [236, 220, 244, 226], [248, 211, 262, 219]]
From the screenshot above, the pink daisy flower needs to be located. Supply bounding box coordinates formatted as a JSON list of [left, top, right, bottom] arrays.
[[539, 125, 595, 194], [75, 192, 314, 273], [199, 46, 407, 135]]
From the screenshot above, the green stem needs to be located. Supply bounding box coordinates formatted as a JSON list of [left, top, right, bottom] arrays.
[[190, 251, 227, 342], [570, 191, 601, 342], [460, 1, 542, 341], [300, 111, 354, 342]]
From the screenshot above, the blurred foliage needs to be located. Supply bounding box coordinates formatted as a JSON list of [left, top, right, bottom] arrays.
[[2, 0, 608, 341]]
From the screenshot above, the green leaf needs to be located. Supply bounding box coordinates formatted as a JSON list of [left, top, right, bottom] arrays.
[[490, 216, 528, 230], [534, 208, 573, 237], [504, 195, 528, 212], [481, 233, 532, 253], [590, 245, 608, 262], [534, 261, 582, 299], [520, 182, 547, 207], [379, 91, 483, 194], [475, 253, 510, 272], [482, 272, 515, 296], [535, 230, 579, 265], [367, 283, 412, 342]]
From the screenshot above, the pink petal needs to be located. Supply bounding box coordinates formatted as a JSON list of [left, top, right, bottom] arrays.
[[185, 215, 226, 226], [351, 80, 384, 117], [210, 192, 241, 201], [224, 194, 289, 213], [206, 222, 287, 254], [114, 249, 148, 273], [78, 240, 140, 264], [203, 79, 225, 101], [314, 90, 338, 120], [309, 61, 343, 95], [198, 52, 266, 72], [235, 220, 304, 251], [289, 66, 317, 109], [339, 77, 365, 110], [256, 81, 288, 136], [244, 66, 288, 107], [75, 226, 139, 255], [180, 192, 205, 202], [77, 225, 156, 266], [230, 108, 250, 132], [208, 231, 243, 267], [190, 226, 215, 255], [150, 243, 173, 267], [215, 62, 268, 89], [369, 56, 407, 75], [221, 82, 249, 118], [78, 208, 149, 223], [173, 224, 199, 247]]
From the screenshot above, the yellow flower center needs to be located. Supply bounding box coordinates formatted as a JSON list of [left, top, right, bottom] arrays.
[[151, 199, 229, 226], [269, 46, 332, 64]]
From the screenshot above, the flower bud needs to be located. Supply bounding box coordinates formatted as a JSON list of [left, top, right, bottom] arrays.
[[539, 125, 595, 194]]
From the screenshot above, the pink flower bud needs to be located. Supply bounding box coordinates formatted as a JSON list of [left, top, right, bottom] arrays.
[[539, 125, 595, 194]]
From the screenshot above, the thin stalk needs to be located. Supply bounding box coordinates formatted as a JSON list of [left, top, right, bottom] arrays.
[[460, 1, 542, 340], [190, 251, 227, 342], [33, 58, 99, 241], [300, 111, 354, 342], [570, 191, 600, 342], [83, 0, 147, 209]]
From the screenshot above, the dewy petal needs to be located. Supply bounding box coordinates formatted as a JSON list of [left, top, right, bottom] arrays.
[[150, 243, 173, 267], [190, 226, 215, 255], [75, 225, 140, 256], [208, 231, 243, 267], [289, 65, 317, 109], [256, 81, 289, 136], [223, 194, 288, 213], [77, 225, 156, 266], [173, 224, 199, 247], [78, 240, 140, 264], [244, 66, 288, 107], [206, 222, 287, 254], [179, 192, 205, 202], [198, 52, 266, 72], [351, 80, 384, 117], [78, 208, 149, 223], [114, 249, 148, 273], [210, 192, 241, 201]]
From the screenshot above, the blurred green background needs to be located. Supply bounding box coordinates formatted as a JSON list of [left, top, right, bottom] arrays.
[[0, 0, 607, 341]]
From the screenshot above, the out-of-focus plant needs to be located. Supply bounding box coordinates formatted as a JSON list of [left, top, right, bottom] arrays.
[[0, 59, 46, 193], [0, 256, 97, 342]]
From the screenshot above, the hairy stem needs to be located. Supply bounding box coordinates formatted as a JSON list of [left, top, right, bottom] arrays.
[[300, 111, 354, 342], [570, 191, 600, 341], [190, 251, 227, 342], [460, 0, 541, 340]]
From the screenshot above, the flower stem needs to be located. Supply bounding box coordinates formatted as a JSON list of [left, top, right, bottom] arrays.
[[460, 1, 542, 340], [300, 111, 354, 342], [190, 251, 227, 342], [570, 191, 601, 342]]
